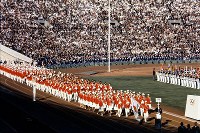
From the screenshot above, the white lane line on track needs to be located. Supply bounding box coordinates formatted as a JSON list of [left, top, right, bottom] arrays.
[[163, 111, 200, 124], [161, 115, 186, 128], [150, 105, 200, 125], [152, 107, 200, 125], [152, 106, 200, 124]]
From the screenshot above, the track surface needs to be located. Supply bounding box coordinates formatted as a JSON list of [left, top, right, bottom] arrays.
[[0, 74, 199, 133], [58, 63, 200, 77]]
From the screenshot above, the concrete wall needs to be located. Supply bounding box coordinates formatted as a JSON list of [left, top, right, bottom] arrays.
[[0, 44, 33, 63]]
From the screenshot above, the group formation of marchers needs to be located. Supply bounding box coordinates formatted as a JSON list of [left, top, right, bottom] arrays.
[[156, 65, 200, 89], [0, 62, 159, 123]]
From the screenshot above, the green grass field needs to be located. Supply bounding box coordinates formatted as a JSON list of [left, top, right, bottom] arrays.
[[84, 76, 200, 111]]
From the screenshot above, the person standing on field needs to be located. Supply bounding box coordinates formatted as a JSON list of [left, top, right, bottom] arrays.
[[153, 68, 156, 81]]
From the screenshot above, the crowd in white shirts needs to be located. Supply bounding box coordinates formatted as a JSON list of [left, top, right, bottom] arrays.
[[0, 62, 153, 123], [156, 65, 200, 89], [1, 0, 200, 67]]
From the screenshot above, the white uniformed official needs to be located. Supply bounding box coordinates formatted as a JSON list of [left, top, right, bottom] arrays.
[[197, 78, 200, 89]]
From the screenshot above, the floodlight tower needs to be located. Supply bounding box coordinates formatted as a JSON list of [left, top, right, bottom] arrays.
[[108, 0, 111, 72]]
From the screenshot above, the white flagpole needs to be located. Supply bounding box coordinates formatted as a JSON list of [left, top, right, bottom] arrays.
[[33, 77, 36, 102], [108, 0, 111, 72], [33, 86, 36, 102]]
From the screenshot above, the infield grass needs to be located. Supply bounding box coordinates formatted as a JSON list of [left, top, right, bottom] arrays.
[[84, 76, 200, 111]]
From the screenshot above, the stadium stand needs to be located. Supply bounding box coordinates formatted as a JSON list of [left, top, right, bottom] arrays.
[[1, 0, 200, 68]]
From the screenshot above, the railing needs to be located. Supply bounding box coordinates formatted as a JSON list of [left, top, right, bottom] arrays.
[[45, 59, 200, 69]]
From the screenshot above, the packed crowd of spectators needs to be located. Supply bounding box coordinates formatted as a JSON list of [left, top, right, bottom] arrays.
[[1, 0, 200, 67]]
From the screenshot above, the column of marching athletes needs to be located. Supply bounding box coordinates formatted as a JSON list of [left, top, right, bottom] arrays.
[[0, 62, 153, 123]]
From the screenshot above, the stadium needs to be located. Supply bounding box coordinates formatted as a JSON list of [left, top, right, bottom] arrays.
[[0, 0, 200, 133]]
